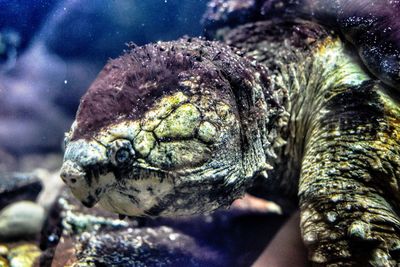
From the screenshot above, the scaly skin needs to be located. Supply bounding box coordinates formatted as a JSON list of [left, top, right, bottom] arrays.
[[299, 85, 400, 266], [61, 39, 284, 217], [60, 9, 400, 267], [224, 20, 400, 265]]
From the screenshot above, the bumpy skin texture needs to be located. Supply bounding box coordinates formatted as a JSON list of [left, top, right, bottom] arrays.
[[61, 1, 400, 266], [61, 39, 284, 217], [222, 17, 400, 267]]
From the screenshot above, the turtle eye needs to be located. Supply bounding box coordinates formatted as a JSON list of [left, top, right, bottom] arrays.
[[116, 148, 130, 163], [108, 139, 135, 166]]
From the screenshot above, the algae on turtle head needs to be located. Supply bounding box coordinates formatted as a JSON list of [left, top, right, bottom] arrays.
[[61, 39, 285, 217]]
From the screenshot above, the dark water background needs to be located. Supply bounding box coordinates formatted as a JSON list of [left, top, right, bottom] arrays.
[[0, 0, 208, 158]]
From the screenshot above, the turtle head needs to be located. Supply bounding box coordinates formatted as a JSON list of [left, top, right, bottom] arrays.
[[61, 39, 281, 217]]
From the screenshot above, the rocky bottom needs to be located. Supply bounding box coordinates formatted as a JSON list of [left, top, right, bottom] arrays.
[[0, 166, 289, 267]]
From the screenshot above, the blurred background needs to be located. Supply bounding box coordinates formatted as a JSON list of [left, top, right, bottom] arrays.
[[0, 0, 208, 171]]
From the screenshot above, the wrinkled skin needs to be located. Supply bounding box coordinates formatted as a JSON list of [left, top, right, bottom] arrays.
[[61, 1, 400, 266]]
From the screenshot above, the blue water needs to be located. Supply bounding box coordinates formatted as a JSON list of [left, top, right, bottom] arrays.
[[0, 0, 208, 156]]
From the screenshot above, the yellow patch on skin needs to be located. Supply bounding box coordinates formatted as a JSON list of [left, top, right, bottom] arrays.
[[216, 102, 232, 120], [141, 91, 189, 131], [372, 91, 400, 153], [141, 112, 162, 132], [314, 37, 369, 88], [198, 121, 218, 143], [195, 96, 235, 128], [147, 140, 210, 169], [134, 130, 156, 157], [95, 120, 140, 144], [154, 103, 201, 139]]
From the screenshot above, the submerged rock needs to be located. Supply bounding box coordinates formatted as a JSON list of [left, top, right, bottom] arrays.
[[40, 189, 286, 266], [54, 226, 222, 267], [0, 245, 8, 256], [7, 244, 41, 267], [0, 173, 42, 210], [0, 256, 8, 267], [45, 191, 221, 266], [0, 201, 45, 241]]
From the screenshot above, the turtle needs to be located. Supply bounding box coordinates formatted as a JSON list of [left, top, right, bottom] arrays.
[[60, 0, 400, 265]]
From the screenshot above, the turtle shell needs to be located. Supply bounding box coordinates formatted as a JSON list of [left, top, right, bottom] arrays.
[[203, 0, 400, 90]]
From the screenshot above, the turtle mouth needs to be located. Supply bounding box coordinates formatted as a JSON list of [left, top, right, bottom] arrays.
[[81, 195, 97, 208]]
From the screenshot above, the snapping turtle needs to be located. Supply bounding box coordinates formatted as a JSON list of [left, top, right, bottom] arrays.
[[60, 0, 400, 265]]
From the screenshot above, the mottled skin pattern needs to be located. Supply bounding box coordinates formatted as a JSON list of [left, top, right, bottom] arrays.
[[61, 39, 283, 217], [61, 1, 400, 266]]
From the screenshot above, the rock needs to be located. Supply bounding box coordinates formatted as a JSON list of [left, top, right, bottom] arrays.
[[36, 170, 64, 209], [0, 201, 45, 241], [40, 189, 288, 266], [8, 244, 40, 267], [59, 227, 222, 266], [0, 256, 8, 267], [0, 245, 8, 256], [0, 173, 42, 210]]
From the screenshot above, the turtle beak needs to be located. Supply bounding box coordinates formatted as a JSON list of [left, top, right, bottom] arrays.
[[60, 160, 99, 208], [60, 160, 85, 187], [61, 139, 108, 208]]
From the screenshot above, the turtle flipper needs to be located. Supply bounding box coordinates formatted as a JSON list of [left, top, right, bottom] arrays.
[[299, 81, 400, 266]]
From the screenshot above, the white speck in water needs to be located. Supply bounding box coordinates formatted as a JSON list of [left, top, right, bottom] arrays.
[[63, 7, 66, 11], [168, 233, 179, 241], [164, 0, 167, 2], [204, 215, 213, 223], [64, 80, 68, 84]]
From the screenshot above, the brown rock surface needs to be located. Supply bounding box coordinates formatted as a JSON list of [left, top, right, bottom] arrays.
[[0, 173, 42, 210], [40, 189, 288, 266]]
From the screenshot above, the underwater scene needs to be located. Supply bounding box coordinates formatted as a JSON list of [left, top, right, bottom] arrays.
[[1, 0, 400, 266]]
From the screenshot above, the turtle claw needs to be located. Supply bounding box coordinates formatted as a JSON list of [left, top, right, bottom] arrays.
[[300, 199, 400, 266]]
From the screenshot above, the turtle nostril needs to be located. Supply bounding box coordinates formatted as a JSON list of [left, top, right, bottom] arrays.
[[60, 160, 86, 185], [60, 171, 80, 185]]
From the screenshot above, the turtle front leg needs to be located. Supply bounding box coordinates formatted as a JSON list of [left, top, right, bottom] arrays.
[[298, 83, 400, 266]]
